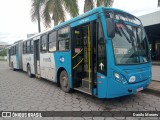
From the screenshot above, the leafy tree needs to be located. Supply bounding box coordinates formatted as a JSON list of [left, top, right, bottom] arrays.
[[0, 49, 7, 56]]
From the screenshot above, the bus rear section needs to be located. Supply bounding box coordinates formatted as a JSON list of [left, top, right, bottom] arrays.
[[8, 40, 23, 70]]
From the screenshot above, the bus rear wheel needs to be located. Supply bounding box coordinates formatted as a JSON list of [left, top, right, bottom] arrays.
[[11, 62, 15, 71], [60, 70, 71, 93], [27, 64, 33, 77]]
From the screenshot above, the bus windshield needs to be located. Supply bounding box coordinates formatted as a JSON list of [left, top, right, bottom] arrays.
[[112, 21, 150, 64], [105, 10, 150, 64]]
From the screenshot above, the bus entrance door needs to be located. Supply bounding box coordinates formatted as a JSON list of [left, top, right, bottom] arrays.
[[34, 40, 40, 75], [72, 21, 97, 96]]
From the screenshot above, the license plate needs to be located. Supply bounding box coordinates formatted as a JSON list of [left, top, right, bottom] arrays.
[[137, 87, 143, 92]]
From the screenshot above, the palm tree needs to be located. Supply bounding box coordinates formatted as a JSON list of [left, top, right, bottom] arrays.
[[97, 0, 114, 7], [84, 0, 94, 13], [84, 0, 114, 13], [31, 0, 79, 31], [31, 0, 45, 32], [42, 0, 79, 27]]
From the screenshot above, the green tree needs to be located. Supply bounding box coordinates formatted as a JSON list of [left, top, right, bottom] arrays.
[[31, 0, 79, 30], [84, 0, 114, 13], [0, 49, 7, 56]]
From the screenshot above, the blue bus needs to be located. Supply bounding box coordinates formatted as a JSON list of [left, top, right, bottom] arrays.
[[9, 7, 152, 98]]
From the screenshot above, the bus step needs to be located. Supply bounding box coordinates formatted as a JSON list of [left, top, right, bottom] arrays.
[[35, 74, 41, 78], [74, 87, 91, 95], [82, 78, 91, 88]]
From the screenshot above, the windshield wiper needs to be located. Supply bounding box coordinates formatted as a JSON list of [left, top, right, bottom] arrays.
[[119, 27, 132, 43], [119, 20, 135, 43]]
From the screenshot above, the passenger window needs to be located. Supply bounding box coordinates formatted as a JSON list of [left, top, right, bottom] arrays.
[[41, 35, 47, 52], [58, 26, 70, 51], [49, 31, 56, 52], [13, 46, 16, 55], [27, 41, 30, 53], [23, 42, 27, 54], [30, 40, 33, 53]]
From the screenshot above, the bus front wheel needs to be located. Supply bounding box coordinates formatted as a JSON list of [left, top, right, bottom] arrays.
[[60, 70, 71, 93]]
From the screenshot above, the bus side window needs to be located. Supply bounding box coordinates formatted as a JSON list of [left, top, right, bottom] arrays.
[[48, 31, 57, 52], [11, 47, 13, 55], [27, 41, 31, 53], [41, 34, 48, 53], [58, 26, 70, 51], [30, 40, 33, 53], [97, 20, 106, 75], [23, 42, 27, 54], [13, 46, 16, 55]]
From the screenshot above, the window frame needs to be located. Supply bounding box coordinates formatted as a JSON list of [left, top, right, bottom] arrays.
[[48, 30, 57, 52], [23, 42, 27, 54], [27, 40, 31, 54], [30, 39, 33, 53], [57, 26, 70, 52], [40, 34, 48, 53]]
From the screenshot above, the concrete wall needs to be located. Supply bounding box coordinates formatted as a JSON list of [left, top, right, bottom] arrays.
[[139, 10, 160, 26]]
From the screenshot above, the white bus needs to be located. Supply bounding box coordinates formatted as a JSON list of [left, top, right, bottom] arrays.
[[7, 40, 23, 71], [22, 29, 55, 79]]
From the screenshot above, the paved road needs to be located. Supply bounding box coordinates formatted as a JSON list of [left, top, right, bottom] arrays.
[[0, 61, 160, 120], [152, 65, 160, 81]]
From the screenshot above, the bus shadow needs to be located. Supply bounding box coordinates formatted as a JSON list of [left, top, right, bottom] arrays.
[[13, 70, 144, 111], [71, 90, 139, 111]]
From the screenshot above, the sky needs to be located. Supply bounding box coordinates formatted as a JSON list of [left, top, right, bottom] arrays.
[[0, 0, 159, 44]]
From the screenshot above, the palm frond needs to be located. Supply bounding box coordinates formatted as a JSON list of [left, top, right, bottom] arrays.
[[51, 0, 65, 25], [30, 0, 45, 22], [97, 0, 113, 7], [42, 0, 52, 27], [62, 0, 79, 17], [42, 0, 65, 27], [84, 0, 94, 13]]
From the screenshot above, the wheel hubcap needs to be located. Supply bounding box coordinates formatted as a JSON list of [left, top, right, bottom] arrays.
[[62, 76, 67, 87]]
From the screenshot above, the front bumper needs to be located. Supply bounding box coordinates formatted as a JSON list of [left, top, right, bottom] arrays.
[[106, 78, 151, 98]]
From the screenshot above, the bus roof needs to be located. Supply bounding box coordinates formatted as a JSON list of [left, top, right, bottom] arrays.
[[23, 7, 138, 42]]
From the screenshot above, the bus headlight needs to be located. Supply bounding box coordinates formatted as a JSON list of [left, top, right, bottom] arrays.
[[114, 72, 127, 84], [129, 76, 136, 83], [114, 72, 120, 79]]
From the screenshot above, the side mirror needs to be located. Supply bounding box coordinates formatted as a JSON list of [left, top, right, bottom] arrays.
[[106, 18, 115, 38]]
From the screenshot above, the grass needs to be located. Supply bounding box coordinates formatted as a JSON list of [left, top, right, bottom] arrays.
[[0, 56, 7, 61]]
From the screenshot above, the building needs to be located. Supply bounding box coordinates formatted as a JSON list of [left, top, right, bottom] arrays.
[[139, 10, 160, 61]]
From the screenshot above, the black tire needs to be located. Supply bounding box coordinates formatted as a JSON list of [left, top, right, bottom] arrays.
[[11, 62, 15, 71], [27, 64, 33, 77], [60, 70, 71, 92]]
